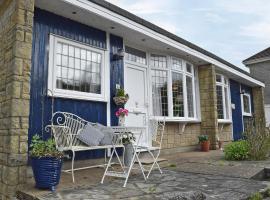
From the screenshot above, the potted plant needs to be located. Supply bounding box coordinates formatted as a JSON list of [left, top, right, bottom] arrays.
[[122, 133, 136, 167], [113, 88, 129, 106], [115, 108, 129, 126], [30, 134, 64, 191], [198, 135, 210, 152]]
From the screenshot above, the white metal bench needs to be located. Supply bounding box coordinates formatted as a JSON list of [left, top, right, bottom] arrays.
[[45, 111, 123, 183]]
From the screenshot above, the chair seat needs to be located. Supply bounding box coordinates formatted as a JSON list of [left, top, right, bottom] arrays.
[[136, 145, 160, 151]]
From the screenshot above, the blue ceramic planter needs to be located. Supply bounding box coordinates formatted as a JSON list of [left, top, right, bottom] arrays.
[[31, 157, 63, 191]]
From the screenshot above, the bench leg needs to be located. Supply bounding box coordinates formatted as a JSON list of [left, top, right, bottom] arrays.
[[71, 150, 75, 183]]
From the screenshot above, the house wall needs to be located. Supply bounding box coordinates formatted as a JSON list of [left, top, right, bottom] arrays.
[[0, 0, 34, 199], [248, 61, 270, 104], [230, 80, 254, 140], [30, 8, 109, 158]]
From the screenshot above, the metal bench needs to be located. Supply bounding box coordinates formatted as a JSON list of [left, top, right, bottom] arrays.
[[45, 111, 123, 183]]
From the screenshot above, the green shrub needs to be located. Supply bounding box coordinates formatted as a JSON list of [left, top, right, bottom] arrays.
[[244, 117, 270, 160], [116, 88, 125, 97], [248, 192, 263, 200], [224, 140, 249, 161]]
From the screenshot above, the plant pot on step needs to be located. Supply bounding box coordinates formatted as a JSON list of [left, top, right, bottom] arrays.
[[31, 157, 63, 191], [200, 141, 210, 152]]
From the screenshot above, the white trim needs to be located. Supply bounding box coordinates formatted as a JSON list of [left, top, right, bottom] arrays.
[[243, 57, 270, 65], [47, 34, 108, 102], [106, 32, 111, 126], [216, 74, 232, 121], [59, 0, 264, 87], [241, 92, 252, 117]]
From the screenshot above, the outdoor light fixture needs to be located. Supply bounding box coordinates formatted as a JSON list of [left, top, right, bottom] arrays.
[[113, 48, 125, 60], [240, 89, 246, 94]]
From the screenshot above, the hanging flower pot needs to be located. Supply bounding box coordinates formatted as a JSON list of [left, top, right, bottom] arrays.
[[113, 88, 129, 106]]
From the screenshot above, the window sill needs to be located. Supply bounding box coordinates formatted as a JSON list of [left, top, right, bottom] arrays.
[[48, 90, 108, 103], [218, 119, 232, 124], [150, 117, 201, 123], [243, 113, 252, 117]]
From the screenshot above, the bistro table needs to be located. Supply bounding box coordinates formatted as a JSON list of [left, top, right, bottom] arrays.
[[101, 126, 147, 187]]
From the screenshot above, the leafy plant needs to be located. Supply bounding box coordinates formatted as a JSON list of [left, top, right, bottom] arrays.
[[122, 133, 136, 145], [224, 140, 249, 160], [248, 192, 263, 200], [30, 135, 64, 159], [244, 117, 270, 160], [198, 135, 209, 143], [115, 88, 125, 97]]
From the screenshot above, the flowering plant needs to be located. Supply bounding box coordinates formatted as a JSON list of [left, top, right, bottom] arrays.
[[122, 133, 136, 145], [115, 108, 129, 117]]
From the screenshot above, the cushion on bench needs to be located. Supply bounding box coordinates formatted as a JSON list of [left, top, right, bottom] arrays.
[[77, 124, 104, 146], [95, 123, 114, 145]]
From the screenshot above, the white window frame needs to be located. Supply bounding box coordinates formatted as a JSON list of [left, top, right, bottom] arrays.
[[48, 34, 108, 102], [241, 93, 252, 116], [216, 74, 232, 123], [149, 54, 198, 121]]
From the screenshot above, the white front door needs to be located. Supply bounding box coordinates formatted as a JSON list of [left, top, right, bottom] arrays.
[[124, 63, 150, 147]]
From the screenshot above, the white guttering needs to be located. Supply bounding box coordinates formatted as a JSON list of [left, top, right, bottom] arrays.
[[243, 57, 270, 66], [62, 0, 264, 87]]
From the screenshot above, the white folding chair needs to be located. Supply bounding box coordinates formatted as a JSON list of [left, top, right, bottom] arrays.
[[138, 119, 165, 179]]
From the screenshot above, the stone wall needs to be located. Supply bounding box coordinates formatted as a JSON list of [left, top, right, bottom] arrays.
[[0, 0, 34, 199], [162, 123, 201, 149], [252, 87, 266, 125], [198, 65, 219, 149]]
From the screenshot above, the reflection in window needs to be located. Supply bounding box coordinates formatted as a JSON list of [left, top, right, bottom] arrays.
[[242, 93, 251, 115], [216, 85, 224, 119], [151, 70, 168, 116], [172, 73, 184, 117], [55, 42, 102, 94], [186, 76, 194, 117]]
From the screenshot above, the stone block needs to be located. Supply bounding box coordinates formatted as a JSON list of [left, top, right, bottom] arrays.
[[2, 166, 19, 185]]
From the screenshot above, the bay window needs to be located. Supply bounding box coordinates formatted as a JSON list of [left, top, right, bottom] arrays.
[[150, 55, 197, 120], [216, 74, 231, 121]]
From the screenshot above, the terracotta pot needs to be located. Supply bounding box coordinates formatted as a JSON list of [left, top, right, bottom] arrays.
[[218, 141, 224, 150], [200, 141, 210, 152]]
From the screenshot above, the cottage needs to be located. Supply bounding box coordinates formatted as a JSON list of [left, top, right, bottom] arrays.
[[0, 0, 266, 198]]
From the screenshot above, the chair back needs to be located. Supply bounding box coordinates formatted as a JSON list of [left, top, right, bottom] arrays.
[[148, 118, 165, 148]]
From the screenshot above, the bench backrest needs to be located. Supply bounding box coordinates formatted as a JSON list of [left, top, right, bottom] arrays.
[[50, 112, 94, 149]]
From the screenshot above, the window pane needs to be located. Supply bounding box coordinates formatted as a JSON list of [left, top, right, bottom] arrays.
[[186, 76, 194, 117], [186, 63, 192, 73], [151, 70, 168, 116], [125, 46, 146, 65], [150, 54, 167, 69], [55, 41, 102, 94], [172, 72, 184, 117], [243, 95, 251, 113], [172, 57, 182, 71], [216, 85, 224, 119], [216, 74, 222, 82]]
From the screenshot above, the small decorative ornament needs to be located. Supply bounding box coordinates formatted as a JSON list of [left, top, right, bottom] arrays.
[[115, 108, 129, 126]]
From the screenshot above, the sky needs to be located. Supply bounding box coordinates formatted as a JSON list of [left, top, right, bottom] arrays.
[[106, 0, 270, 71]]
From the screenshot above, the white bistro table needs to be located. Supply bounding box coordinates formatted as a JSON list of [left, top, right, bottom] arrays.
[[101, 126, 147, 187]]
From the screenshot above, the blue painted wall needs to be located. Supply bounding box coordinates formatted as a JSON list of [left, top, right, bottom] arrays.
[[109, 34, 124, 126], [230, 80, 254, 140], [29, 8, 124, 159]]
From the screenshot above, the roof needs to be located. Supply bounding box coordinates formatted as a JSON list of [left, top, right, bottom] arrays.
[[243, 47, 270, 64], [88, 0, 251, 76]]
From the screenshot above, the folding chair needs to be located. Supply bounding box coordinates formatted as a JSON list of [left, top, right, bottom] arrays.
[[138, 119, 165, 179]]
